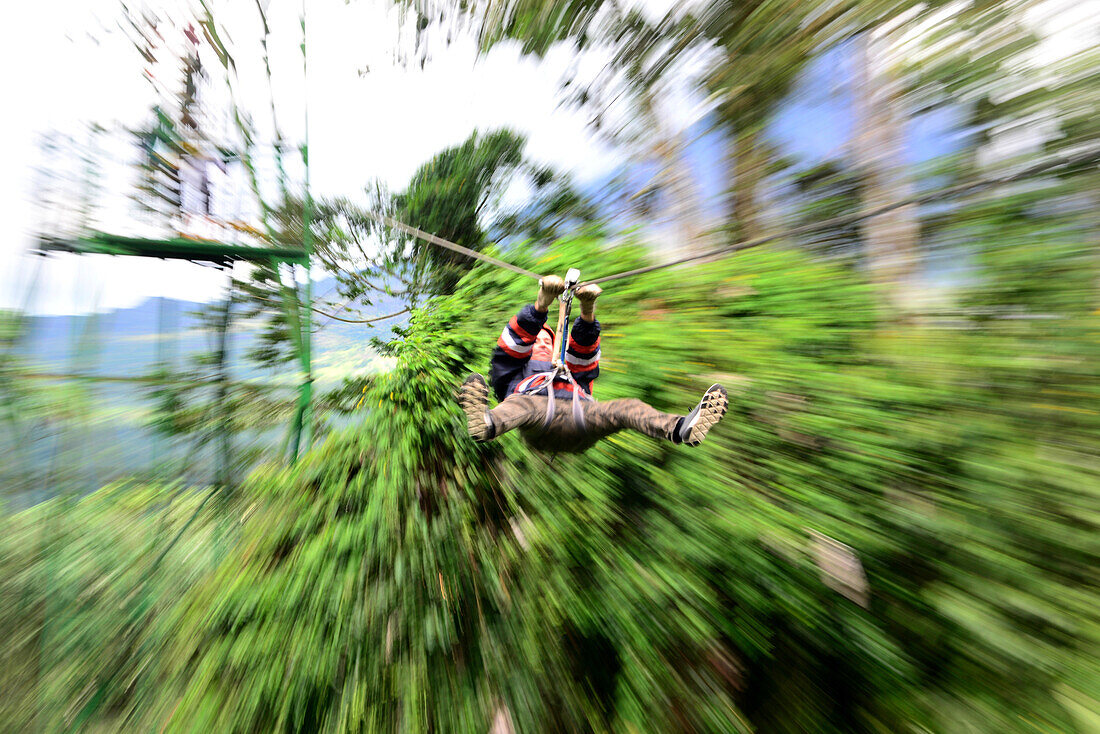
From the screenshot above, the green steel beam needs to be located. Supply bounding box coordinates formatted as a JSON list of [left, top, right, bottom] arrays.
[[214, 289, 233, 491], [9, 371, 298, 388], [37, 232, 309, 266], [290, 0, 314, 462]]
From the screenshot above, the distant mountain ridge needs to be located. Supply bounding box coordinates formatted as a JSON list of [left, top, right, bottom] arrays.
[[16, 276, 410, 386]]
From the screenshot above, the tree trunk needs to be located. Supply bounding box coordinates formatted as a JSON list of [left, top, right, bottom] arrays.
[[654, 131, 713, 256], [731, 126, 766, 241], [638, 88, 714, 259], [851, 31, 921, 314]]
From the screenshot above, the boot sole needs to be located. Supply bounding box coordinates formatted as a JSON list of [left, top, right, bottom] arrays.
[[686, 384, 728, 447], [458, 374, 492, 441]]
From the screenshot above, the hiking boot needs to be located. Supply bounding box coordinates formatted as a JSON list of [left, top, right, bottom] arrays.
[[459, 373, 494, 441], [676, 384, 728, 446]]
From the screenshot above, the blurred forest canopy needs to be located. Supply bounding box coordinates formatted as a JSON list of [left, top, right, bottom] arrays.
[[3, 0, 1100, 731], [3, 233, 1098, 732], [402, 0, 1100, 308]]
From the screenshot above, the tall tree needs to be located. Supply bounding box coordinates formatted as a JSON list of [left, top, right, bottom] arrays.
[[397, 2, 727, 254], [792, 159, 867, 260], [849, 29, 923, 309], [393, 129, 527, 294], [353, 127, 599, 296], [689, 0, 856, 239], [400, 0, 867, 242], [403, 0, 1048, 313]]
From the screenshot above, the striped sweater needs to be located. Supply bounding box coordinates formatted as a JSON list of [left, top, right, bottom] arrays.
[[488, 304, 601, 402]]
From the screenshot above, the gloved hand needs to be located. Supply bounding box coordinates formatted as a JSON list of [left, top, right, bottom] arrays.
[[536, 275, 566, 311], [575, 283, 602, 320]]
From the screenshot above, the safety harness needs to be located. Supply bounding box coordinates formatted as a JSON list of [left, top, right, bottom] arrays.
[[514, 268, 594, 431]]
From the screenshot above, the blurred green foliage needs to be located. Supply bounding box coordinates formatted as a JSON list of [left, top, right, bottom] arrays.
[[3, 233, 1097, 732], [7, 1, 1097, 729], [0, 483, 224, 732]]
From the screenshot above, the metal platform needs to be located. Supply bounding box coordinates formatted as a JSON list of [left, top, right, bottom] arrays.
[[37, 232, 309, 267]]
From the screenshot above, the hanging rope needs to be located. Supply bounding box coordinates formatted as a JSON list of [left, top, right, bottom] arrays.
[[249, 292, 410, 324], [364, 212, 541, 280], [315, 306, 410, 324]]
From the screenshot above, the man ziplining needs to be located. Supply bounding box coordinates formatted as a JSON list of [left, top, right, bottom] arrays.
[[379, 149, 1100, 454], [458, 274, 728, 453]]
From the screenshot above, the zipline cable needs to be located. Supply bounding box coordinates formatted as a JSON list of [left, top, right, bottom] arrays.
[[363, 145, 1099, 289], [579, 145, 1100, 287], [248, 291, 410, 324], [365, 212, 542, 280], [173, 146, 1100, 326]]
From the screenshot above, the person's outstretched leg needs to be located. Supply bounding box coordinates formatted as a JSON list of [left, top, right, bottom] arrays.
[[459, 374, 546, 441], [582, 398, 680, 442], [582, 384, 728, 446], [488, 395, 548, 437]]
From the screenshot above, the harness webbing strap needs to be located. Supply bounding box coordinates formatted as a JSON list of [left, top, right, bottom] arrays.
[[517, 366, 593, 431], [517, 267, 591, 433], [572, 382, 586, 431]]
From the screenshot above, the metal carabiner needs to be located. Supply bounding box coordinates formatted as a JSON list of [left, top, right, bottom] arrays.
[[552, 268, 581, 369]]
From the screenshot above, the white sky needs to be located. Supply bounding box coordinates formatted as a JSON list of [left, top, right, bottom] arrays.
[[1, 0, 674, 315], [2, 0, 1092, 315]]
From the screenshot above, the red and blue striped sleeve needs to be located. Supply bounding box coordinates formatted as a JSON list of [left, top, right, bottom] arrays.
[[489, 305, 548, 401], [565, 316, 600, 392]]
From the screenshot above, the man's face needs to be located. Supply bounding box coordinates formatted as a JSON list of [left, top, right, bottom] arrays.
[[532, 329, 554, 361]]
